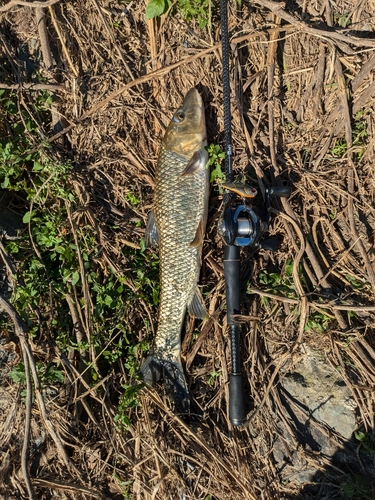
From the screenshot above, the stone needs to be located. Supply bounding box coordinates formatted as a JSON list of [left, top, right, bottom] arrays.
[[273, 345, 358, 485], [281, 346, 357, 440]]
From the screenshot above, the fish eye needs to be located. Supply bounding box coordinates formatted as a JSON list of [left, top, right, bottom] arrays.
[[174, 111, 185, 123]]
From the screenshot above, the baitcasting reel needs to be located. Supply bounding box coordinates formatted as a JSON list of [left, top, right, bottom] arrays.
[[218, 183, 291, 250]]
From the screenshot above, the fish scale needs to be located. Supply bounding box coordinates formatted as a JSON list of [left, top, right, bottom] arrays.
[[140, 88, 208, 412]]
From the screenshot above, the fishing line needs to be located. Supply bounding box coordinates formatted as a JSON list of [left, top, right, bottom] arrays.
[[220, 0, 233, 183]]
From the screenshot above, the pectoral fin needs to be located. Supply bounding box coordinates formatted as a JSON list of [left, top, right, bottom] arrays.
[[145, 210, 159, 248], [181, 150, 203, 176], [187, 287, 208, 320], [190, 218, 205, 247]]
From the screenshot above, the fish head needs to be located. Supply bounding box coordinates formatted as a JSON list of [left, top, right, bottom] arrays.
[[163, 88, 206, 156]]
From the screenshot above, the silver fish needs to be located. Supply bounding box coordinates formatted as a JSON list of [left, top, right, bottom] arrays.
[[140, 88, 209, 412]]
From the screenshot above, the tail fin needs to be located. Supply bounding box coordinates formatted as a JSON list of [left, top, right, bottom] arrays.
[[139, 354, 190, 413]]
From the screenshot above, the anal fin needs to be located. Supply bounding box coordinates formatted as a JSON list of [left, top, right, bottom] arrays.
[[187, 287, 208, 320]]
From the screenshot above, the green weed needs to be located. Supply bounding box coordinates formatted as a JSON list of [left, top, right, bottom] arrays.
[[110, 20, 122, 30], [331, 137, 348, 158], [146, 0, 213, 29], [207, 369, 221, 386], [331, 114, 368, 160], [1, 88, 156, 428], [305, 310, 331, 334], [254, 260, 331, 333], [114, 383, 144, 430], [355, 431, 375, 456], [333, 11, 351, 28], [345, 274, 364, 290], [126, 191, 140, 206], [206, 143, 225, 185], [341, 474, 374, 500], [112, 472, 134, 499], [258, 259, 296, 298], [8, 361, 64, 399], [329, 208, 337, 220], [177, 0, 212, 28]]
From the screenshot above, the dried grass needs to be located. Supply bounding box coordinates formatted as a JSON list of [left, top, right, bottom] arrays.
[[1, 0, 375, 498]]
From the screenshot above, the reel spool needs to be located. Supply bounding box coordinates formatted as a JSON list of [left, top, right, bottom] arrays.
[[218, 183, 291, 250]]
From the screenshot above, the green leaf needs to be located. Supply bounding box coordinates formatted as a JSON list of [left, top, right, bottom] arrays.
[[9, 363, 27, 384], [44, 365, 64, 383], [354, 431, 366, 442], [23, 211, 32, 223], [152, 287, 159, 305], [1, 177, 10, 188], [33, 161, 44, 171], [71, 271, 80, 286], [145, 0, 166, 20]]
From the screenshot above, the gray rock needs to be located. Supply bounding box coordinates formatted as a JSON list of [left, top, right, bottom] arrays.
[[273, 345, 358, 485], [281, 346, 356, 440]]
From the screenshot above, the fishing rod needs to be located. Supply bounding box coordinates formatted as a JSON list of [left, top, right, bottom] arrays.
[[218, 0, 291, 426]]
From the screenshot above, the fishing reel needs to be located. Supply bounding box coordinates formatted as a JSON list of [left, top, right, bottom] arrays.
[[218, 183, 291, 250]]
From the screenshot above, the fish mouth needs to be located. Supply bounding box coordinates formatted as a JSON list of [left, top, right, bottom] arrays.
[[182, 88, 205, 135], [162, 87, 207, 155], [183, 87, 203, 109]]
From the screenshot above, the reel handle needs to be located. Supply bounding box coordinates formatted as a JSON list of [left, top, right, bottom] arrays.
[[267, 186, 291, 198]]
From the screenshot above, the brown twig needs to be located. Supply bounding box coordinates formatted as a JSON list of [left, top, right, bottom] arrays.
[[48, 4, 79, 77], [34, 5, 65, 134], [32, 478, 111, 499], [31, 27, 301, 150], [90, 0, 134, 81], [333, 55, 375, 294], [0, 297, 36, 499], [0, 83, 65, 91], [35, 8, 53, 71], [185, 314, 216, 371], [0, 0, 61, 12], [145, 389, 257, 500], [250, 287, 375, 312], [65, 201, 98, 374], [253, 0, 375, 48]]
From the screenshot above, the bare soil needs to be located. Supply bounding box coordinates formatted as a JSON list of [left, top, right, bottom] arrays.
[[1, 0, 375, 499]]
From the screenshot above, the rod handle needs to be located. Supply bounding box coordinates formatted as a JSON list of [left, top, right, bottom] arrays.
[[267, 186, 291, 198], [229, 373, 246, 426], [223, 245, 240, 325]]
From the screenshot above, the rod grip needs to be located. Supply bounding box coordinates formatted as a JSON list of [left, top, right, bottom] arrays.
[[223, 245, 240, 325], [229, 373, 246, 426]]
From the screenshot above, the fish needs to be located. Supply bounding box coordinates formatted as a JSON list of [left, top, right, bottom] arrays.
[[139, 88, 209, 412]]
